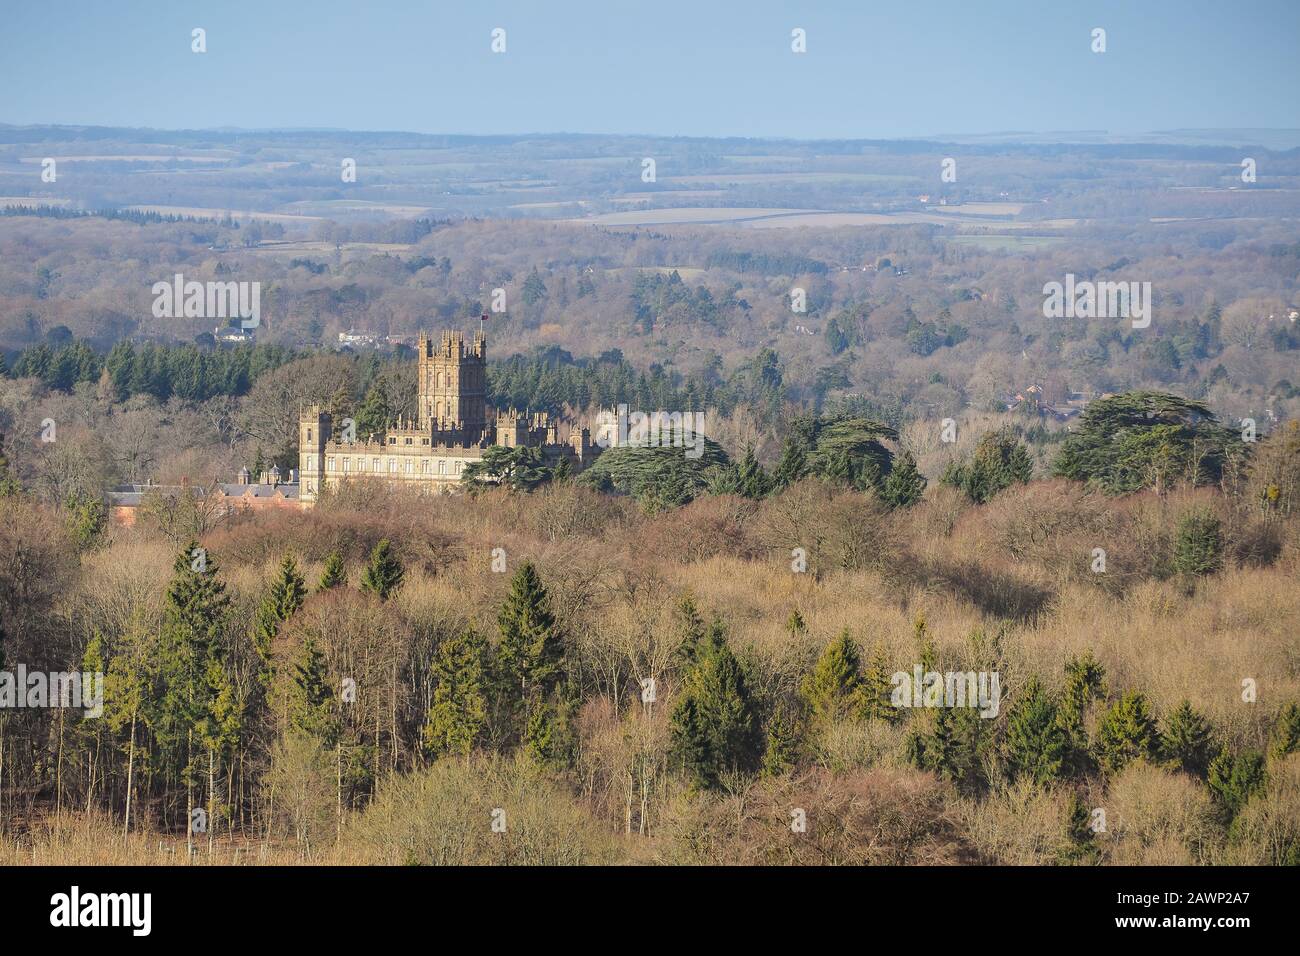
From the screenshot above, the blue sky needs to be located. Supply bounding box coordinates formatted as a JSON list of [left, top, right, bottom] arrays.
[[2, 0, 1298, 138]]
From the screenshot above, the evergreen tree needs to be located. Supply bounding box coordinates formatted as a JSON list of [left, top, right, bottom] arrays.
[[785, 609, 805, 638], [64, 492, 106, 550], [317, 549, 347, 592], [1207, 746, 1267, 824], [1061, 790, 1100, 864], [1095, 690, 1159, 775], [942, 428, 1033, 503], [496, 562, 564, 734], [669, 626, 760, 790], [761, 704, 800, 777], [521, 267, 548, 306], [860, 644, 898, 722], [882, 449, 927, 508], [771, 438, 808, 490], [254, 554, 307, 667], [355, 378, 392, 438], [1058, 651, 1106, 777], [1267, 702, 1300, 762], [800, 630, 867, 728], [359, 539, 405, 601], [1003, 677, 1067, 785], [1159, 699, 1214, 777], [1172, 510, 1223, 576], [423, 629, 490, 758], [289, 636, 337, 745], [736, 445, 771, 499]]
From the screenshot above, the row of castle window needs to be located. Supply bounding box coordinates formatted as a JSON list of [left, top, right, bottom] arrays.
[[318, 456, 463, 476]]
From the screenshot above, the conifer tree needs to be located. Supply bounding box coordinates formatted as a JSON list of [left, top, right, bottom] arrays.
[[422, 629, 489, 758], [669, 626, 760, 790], [316, 549, 347, 592], [1095, 690, 1158, 775], [1058, 651, 1106, 776], [882, 450, 927, 508], [1061, 790, 1100, 864], [360, 539, 405, 601], [1267, 702, 1300, 762], [254, 554, 307, 667], [355, 379, 392, 438], [1207, 746, 1267, 824], [761, 704, 800, 777], [860, 644, 898, 723], [736, 445, 771, 499], [289, 636, 338, 745], [1003, 677, 1066, 785], [496, 562, 564, 734], [800, 630, 866, 728], [1159, 699, 1214, 777], [771, 438, 808, 490], [1173, 510, 1223, 577]]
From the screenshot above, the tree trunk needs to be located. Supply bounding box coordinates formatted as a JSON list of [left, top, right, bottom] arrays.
[[123, 712, 136, 841]]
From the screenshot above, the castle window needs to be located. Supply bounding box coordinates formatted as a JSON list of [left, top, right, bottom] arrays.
[[372, 458, 380, 471], [306, 428, 313, 442], [421, 460, 430, 474], [388, 437, 397, 445], [342, 458, 349, 474], [421, 438, 429, 445], [327, 457, 335, 472], [405, 459, 413, 474], [405, 437, 412, 445], [438, 460, 447, 475], [454, 461, 462, 474], [388, 459, 397, 474]]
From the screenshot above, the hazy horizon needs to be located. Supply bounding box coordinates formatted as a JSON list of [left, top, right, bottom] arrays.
[[4, 0, 1299, 140]]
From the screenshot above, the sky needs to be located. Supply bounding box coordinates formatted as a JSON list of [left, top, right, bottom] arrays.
[[2, 0, 1298, 140]]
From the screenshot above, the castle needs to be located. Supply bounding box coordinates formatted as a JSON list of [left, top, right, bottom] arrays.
[[298, 329, 595, 505]]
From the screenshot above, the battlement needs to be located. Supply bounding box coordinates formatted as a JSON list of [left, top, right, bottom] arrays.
[[418, 328, 486, 361]]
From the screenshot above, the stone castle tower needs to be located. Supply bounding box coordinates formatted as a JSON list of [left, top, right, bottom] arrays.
[[418, 329, 487, 442]]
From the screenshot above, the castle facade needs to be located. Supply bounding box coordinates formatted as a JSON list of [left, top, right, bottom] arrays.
[[299, 329, 594, 505]]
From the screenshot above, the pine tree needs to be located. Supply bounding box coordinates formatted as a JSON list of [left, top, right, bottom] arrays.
[[1003, 677, 1066, 785], [359, 539, 405, 601], [254, 554, 307, 668], [289, 636, 338, 745], [1207, 746, 1267, 824], [422, 629, 489, 758], [1267, 702, 1300, 762], [355, 379, 392, 439], [761, 704, 800, 777], [1159, 699, 1214, 777], [669, 626, 760, 790], [316, 549, 347, 592], [1058, 651, 1106, 777], [736, 445, 771, 499], [800, 630, 867, 728], [882, 450, 927, 508], [771, 439, 808, 490], [496, 562, 564, 735], [860, 644, 897, 722], [1173, 510, 1223, 577], [1095, 690, 1158, 775], [1061, 790, 1100, 864]]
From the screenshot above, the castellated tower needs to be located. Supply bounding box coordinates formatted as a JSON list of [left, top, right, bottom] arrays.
[[418, 329, 487, 441]]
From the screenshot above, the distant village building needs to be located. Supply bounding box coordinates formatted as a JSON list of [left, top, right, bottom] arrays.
[[107, 470, 300, 526], [299, 329, 596, 504], [338, 329, 379, 348]]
